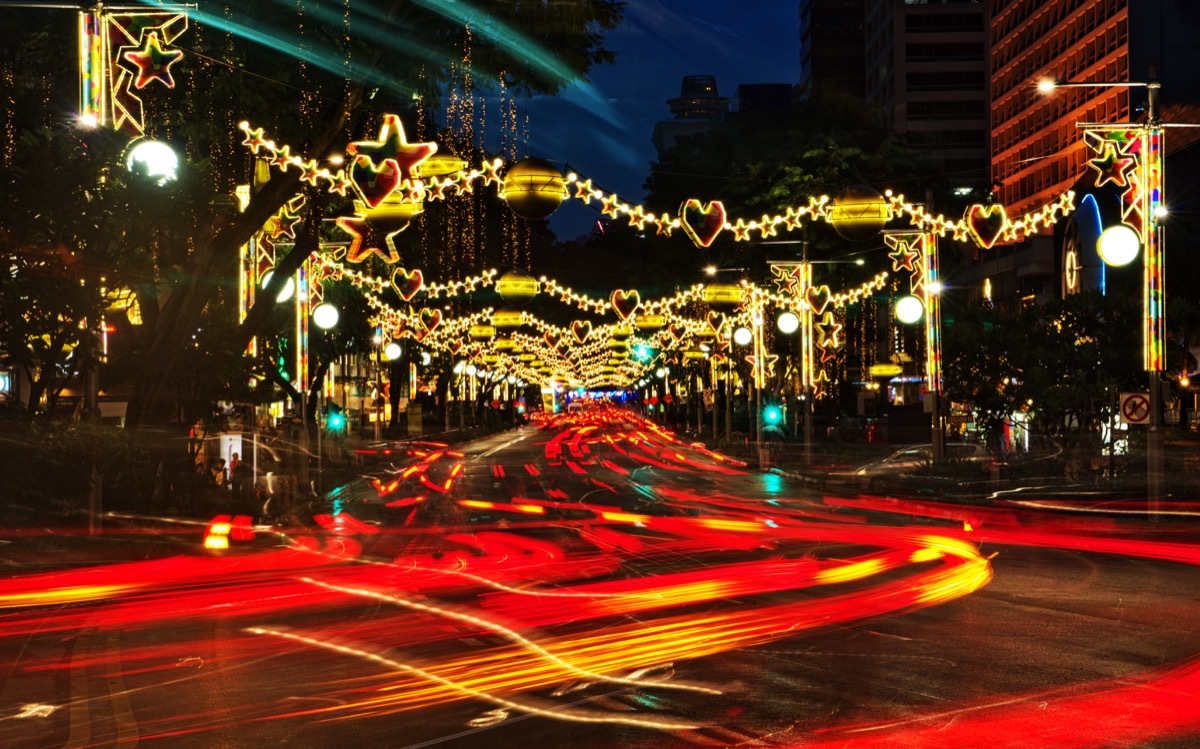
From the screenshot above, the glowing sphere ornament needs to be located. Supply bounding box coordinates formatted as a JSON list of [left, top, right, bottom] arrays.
[[830, 184, 888, 242], [895, 295, 924, 324], [1096, 224, 1140, 267], [383, 342, 402, 360], [500, 158, 568, 220], [312, 302, 339, 330], [496, 269, 540, 306], [125, 139, 179, 186], [733, 327, 754, 346]]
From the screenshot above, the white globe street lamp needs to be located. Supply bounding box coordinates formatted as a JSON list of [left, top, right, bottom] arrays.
[[260, 271, 295, 303], [733, 326, 753, 346], [312, 302, 339, 330], [125, 139, 179, 185], [895, 295, 924, 324], [777, 311, 800, 334], [383, 342, 402, 361], [1096, 224, 1140, 266]]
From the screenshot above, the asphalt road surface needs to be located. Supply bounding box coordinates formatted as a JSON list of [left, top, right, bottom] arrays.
[[2, 408, 1199, 748]]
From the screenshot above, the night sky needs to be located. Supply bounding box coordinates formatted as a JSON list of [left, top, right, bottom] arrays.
[[519, 1, 799, 239]]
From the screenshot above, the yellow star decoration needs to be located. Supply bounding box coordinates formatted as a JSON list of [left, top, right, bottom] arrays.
[[335, 213, 402, 264], [600, 193, 623, 218], [298, 161, 323, 185], [455, 176, 476, 196], [758, 215, 779, 239], [732, 219, 752, 241], [330, 171, 354, 196], [783, 206, 805, 231], [655, 217, 677, 237], [241, 126, 268, 154], [1087, 141, 1136, 189], [121, 30, 184, 89], [480, 159, 504, 187], [628, 206, 653, 231], [348, 114, 437, 183], [814, 311, 842, 348], [429, 176, 453, 200], [270, 145, 294, 171], [887, 241, 921, 272], [574, 179, 596, 203]]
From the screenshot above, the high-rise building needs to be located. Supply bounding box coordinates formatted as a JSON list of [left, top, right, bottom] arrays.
[[799, 0, 866, 101], [991, 0, 1200, 219], [651, 75, 731, 159], [864, 0, 990, 183]]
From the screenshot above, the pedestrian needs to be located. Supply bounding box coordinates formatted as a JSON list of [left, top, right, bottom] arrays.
[[211, 458, 228, 490], [228, 452, 241, 476]]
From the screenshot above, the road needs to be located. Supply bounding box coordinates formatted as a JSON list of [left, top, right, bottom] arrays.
[[2, 408, 1199, 748]]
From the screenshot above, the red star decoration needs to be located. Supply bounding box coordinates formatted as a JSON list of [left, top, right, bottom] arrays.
[[336, 213, 402, 264], [329, 171, 354, 196], [817, 344, 839, 364], [783, 207, 804, 231], [732, 219, 752, 241], [655, 217, 676, 236], [758, 216, 779, 239], [600, 193, 623, 218], [574, 179, 596, 202], [888, 241, 921, 272], [1088, 142, 1137, 189], [266, 207, 303, 240], [480, 159, 504, 187], [627, 206, 653, 231], [347, 114, 436, 183], [121, 31, 184, 89], [298, 161, 323, 185], [241, 127, 268, 154], [271, 145, 295, 172]]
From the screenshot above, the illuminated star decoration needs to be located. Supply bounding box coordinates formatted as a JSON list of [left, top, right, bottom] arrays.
[[121, 30, 184, 89], [887, 240, 921, 272], [745, 353, 780, 382], [347, 114, 437, 185], [814, 312, 842, 348], [335, 213, 402, 264], [771, 264, 805, 295], [1087, 141, 1136, 189]]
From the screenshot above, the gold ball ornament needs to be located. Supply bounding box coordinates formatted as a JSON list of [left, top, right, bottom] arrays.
[[496, 269, 540, 307], [500, 158, 568, 220], [830, 184, 889, 242]]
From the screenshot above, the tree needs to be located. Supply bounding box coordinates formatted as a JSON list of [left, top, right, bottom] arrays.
[[0, 1, 623, 435]]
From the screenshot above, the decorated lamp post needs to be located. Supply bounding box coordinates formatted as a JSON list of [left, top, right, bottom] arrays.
[[884, 231, 943, 459], [1040, 72, 1169, 513]]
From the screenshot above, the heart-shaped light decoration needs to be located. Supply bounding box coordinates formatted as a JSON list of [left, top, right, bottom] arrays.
[[419, 308, 442, 333], [350, 155, 402, 209], [678, 199, 726, 248], [964, 204, 1007, 250], [805, 284, 833, 315], [392, 267, 424, 302], [571, 320, 592, 344], [543, 330, 560, 347], [610, 289, 640, 321], [705, 311, 722, 333], [668, 323, 686, 342], [447, 340, 464, 356]]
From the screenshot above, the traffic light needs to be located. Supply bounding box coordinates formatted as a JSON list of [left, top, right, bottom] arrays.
[[763, 404, 783, 427], [325, 405, 345, 432]]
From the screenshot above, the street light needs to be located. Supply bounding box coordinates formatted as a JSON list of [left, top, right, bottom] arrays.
[[1041, 70, 1170, 514]]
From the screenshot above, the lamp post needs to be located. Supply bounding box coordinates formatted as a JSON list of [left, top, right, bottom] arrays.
[[1040, 71, 1172, 515], [311, 302, 338, 495]]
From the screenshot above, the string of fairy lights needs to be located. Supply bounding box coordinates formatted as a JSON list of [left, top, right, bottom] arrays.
[[228, 113, 1082, 390]]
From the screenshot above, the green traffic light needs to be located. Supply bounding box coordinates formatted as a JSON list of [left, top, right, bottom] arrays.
[[763, 406, 782, 425]]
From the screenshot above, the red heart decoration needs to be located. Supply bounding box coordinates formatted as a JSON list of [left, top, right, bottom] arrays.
[[448, 340, 464, 356], [805, 285, 832, 315], [419, 308, 442, 333], [964, 204, 1007, 250], [571, 320, 592, 344], [668, 323, 686, 342], [610, 289, 640, 321], [392, 267, 423, 302], [544, 330, 559, 347], [350, 155, 401, 209], [705, 311, 722, 333], [678, 199, 726, 248]]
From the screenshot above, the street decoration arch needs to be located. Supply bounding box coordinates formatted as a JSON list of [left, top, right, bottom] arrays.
[[234, 112, 1093, 398]]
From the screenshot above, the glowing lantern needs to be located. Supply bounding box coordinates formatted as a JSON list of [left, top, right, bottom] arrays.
[[491, 308, 523, 334], [469, 324, 496, 341], [703, 282, 743, 312], [1096, 224, 1140, 267], [482, 354, 500, 365], [496, 269, 540, 307], [830, 184, 888, 242], [518, 353, 537, 362], [895, 295, 924, 324], [607, 338, 630, 351], [635, 314, 665, 330], [500, 158, 568, 220], [611, 327, 633, 341], [494, 338, 518, 352], [684, 349, 706, 360]]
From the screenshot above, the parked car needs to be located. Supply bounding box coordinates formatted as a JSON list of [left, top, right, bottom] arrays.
[[853, 443, 995, 487]]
